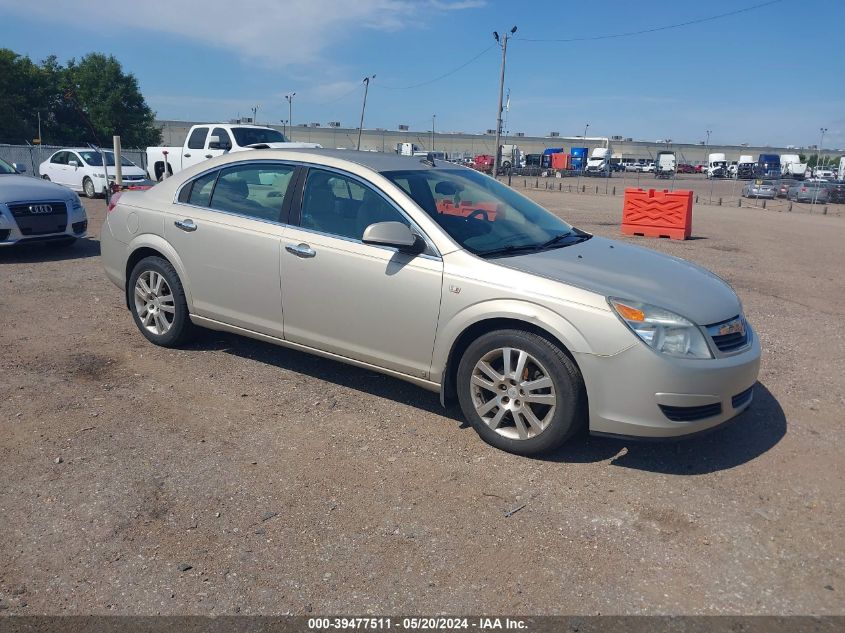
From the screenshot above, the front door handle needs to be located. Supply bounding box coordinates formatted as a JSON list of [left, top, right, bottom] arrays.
[[285, 243, 316, 258], [205, 154, 213, 158], [184, 153, 191, 158], [174, 219, 197, 232]]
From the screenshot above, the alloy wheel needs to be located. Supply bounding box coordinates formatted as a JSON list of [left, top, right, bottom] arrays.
[[133, 270, 176, 335], [470, 347, 557, 440]]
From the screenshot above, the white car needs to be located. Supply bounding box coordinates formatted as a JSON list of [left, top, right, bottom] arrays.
[[39, 149, 148, 198], [641, 163, 655, 173]]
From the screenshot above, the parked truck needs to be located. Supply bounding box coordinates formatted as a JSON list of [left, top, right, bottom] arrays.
[[541, 148, 564, 169], [755, 153, 781, 179], [396, 142, 420, 156], [584, 146, 613, 177], [499, 144, 523, 169], [707, 153, 728, 179], [654, 151, 676, 179], [570, 147, 588, 172], [736, 155, 755, 180], [146, 123, 320, 181], [839, 157, 845, 181], [780, 153, 808, 179]]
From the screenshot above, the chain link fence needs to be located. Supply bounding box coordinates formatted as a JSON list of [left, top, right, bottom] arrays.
[[0, 144, 147, 177]]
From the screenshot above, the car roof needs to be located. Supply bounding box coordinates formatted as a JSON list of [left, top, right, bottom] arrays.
[[243, 148, 455, 173]]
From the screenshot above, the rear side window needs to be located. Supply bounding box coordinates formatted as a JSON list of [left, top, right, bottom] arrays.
[[186, 170, 219, 206], [187, 127, 209, 150], [208, 164, 295, 222], [211, 127, 232, 150]]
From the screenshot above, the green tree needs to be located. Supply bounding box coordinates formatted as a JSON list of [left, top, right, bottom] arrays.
[[0, 48, 161, 147]]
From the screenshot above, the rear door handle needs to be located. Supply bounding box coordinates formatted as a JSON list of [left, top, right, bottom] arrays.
[[174, 219, 197, 232], [285, 243, 316, 258]]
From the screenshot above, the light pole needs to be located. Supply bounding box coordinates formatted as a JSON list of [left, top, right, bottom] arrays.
[[492, 26, 517, 177], [357, 75, 375, 151], [705, 129, 712, 175], [583, 123, 589, 138], [251, 105, 259, 125], [280, 119, 288, 138], [285, 93, 295, 139], [817, 127, 827, 173]]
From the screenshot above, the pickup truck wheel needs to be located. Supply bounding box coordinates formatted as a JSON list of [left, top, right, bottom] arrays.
[[83, 177, 97, 199], [128, 256, 195, 347], [456, 329, 586, 456]]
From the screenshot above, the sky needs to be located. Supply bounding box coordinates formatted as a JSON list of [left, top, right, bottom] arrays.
[[1, 0, 843, 149]]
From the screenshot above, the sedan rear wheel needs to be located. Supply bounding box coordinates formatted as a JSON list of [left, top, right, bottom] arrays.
[[129, 256, 195, 347], [83, 177, 97, 199], [457, 329, 585, 455]]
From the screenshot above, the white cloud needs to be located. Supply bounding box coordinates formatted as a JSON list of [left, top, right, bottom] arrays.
[[0, 0, 484, 66]]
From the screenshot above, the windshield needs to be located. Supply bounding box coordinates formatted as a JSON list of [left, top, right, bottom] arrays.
[[78, 151, 137, 167], [0, 157, 16, 174], [382, 168, 580, 257], [231, 127, 286, 145]]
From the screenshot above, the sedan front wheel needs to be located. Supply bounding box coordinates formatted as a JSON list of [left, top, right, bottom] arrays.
[[457, 329, 586, 455]]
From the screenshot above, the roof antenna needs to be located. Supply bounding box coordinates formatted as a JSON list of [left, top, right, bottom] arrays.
[[421, 152, 437, 167]]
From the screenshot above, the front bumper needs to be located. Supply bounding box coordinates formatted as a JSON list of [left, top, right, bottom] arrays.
[[0, 205, 87, 246], [575, 324, 761, 438]]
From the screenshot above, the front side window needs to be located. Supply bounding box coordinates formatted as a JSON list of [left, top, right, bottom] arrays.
[[209, 164, 295, 221], [211, 127, 233, 150], [187, 127, 209, 150], [300, 169, 407, 240], [383, 168, 581, 257], [77, 151, 136, 167], [51, 151, 67, 165]]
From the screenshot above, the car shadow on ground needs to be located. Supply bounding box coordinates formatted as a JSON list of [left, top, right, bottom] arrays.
[[0, 237, 100, 263], [200, 331, 462, 421], [541, 382, 786, 475], [201, 332, 784, 474]]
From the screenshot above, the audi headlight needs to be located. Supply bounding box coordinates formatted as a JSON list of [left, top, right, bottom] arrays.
[[609, 298, 713, 359]]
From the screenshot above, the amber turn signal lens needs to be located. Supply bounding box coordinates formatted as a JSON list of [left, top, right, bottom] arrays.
[[614, 302, 645, 322]]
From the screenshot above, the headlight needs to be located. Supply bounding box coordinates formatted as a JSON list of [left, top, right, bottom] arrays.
[[94, 173, 106, 178], [608, 297, 713, 359]]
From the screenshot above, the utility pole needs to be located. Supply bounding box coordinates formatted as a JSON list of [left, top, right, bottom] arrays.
[[431, 114, 436, 154], [357, 75, 375, 151], [251, 105, 259, 125], [492, 26, 517, 177], [285, 93, 295, 139]]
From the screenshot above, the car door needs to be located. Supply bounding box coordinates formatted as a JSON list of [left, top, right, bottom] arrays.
[[165, 161, 297, 338], [67, 152, 86, 192], [47, 151, 69, 185], [280, 167, 443, 380], [182, 127, 209, 170]]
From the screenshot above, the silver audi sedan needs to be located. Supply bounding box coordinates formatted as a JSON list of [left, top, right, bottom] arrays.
[[101, 150, 760, 455]]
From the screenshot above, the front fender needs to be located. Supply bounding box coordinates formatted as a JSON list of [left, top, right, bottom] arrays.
[[126, 233, 195, 311], [431, 298, 596, 380]]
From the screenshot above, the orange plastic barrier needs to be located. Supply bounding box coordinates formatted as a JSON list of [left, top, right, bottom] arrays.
[[436, 199, 499, 220], [551, 153, 571, 170], [621, 188, 693, 240]]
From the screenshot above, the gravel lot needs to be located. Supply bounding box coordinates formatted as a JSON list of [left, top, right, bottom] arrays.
[[1, 187, 843, 615]]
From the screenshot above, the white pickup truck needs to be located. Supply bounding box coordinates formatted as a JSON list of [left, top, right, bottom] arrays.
[[146, 124, 320, 181]]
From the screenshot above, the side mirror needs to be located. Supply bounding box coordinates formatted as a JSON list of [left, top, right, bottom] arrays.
[[208, 135, 221, 149], [69, 160, 79, 168], [12, 162, 26, 173], [362, 221, 425, 254]]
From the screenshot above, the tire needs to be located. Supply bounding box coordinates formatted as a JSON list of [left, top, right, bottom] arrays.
[[41, 175, 51, 181], [45, 237, 76, 248], [83, 177, 97, 199], [128, 256, 195, 347], [456, 329, 586, 456]]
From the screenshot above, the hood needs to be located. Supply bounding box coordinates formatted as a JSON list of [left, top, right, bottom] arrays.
[[498, 235, 741, 326], [0, 174, 75, 203]]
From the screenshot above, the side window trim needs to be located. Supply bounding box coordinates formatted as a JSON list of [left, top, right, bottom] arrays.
[[289, 165, 439, 257]]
